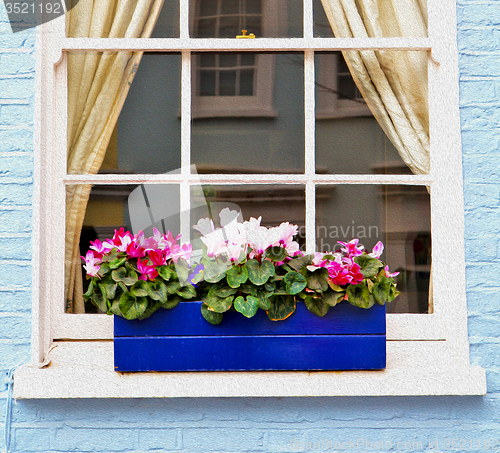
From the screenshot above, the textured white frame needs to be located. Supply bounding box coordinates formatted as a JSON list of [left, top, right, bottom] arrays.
[[15, 0, 486, 398]]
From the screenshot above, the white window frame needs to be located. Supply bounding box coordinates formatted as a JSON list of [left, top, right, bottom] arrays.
[[15, 0, 486, 398]]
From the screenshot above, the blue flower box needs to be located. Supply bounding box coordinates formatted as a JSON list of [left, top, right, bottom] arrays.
[[114, 301, 386, 372]]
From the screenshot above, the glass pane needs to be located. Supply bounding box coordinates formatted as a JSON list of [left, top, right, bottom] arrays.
[[192, 0, 302, 38], [314, 0, 427, 38], [67, 53, 181, 175], [190, 184, 306, 250], [150, 0, 180, 38], [192, 53, 304, 174], [315, 184, 431, 314], [67, 184, 181, 313], [315, 51, 428, 175]]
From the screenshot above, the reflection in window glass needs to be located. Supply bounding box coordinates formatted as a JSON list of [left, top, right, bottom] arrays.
[[315, 184, 431, 313], [69, 184, 180, 313], [192, 0, 303, 38], [315, 51, 428, 175], [192, 53, 304, 174], [76, 53, 182, 175], [190, 184, 306, 248]]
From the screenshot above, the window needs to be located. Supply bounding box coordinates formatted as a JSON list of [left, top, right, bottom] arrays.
[[15, 0, 486, 398]]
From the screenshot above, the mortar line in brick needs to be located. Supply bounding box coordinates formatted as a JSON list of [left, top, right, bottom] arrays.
[[0, 124, 33, 130], [0, 99, 30, 105]]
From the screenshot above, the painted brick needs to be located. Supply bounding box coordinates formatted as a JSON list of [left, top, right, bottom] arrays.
[[0, 104, 33, 125], [459, 54, 500, 77], [13, 428, 51, 452], [0, 128, 33, 152], [0, 237, 31, 261], [467, 290, 500, 314], [0, 262, 32, 287], [138, 428, 179, 450], [0, 77, 34, 99], [460, 130, 500, 155], [468, 314, 500, 338], [461, 106, 500, 130], [465, 238, 498, 262], [0, 182, 32, 205], [0, 52, 34, 74], [465, 263, 500, 289], [464, 183, 500, 209], [464, 209, 500, 236], [460, 80, 496, 104], [0, 155, 33, 179], [0, 209, 32, 233], [183, 428, 265, 451], [458, 29, 496, 52], [0, 314, 31, 340], [53, 428, 139, 452], [457, 4, 500, 27]]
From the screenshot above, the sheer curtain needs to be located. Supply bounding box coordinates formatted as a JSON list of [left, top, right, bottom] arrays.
[[65, 0, 165, 313], [320, 0, 429, 175]]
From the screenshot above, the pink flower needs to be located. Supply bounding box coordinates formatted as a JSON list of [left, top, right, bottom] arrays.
[[89, 239, 112, 259], [338, 239, 364, 257], [126, 240, 146, 259], [170, 243, 193, 263], [368, 241, 384, 259], [81, 250, 101, 277], [137, 258, 158, 281], [384, 265, 399, 278], [326, 258, 363, 286], [148, 249, 168, 266]]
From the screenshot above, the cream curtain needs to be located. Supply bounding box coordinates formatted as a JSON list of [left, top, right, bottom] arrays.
[[65, 0, 164, 313], [320, 0, 429, 175]]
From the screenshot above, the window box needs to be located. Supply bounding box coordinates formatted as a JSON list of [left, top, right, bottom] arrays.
[[114, 300, 386, 372]]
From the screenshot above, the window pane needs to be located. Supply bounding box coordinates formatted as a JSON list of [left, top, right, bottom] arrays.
[[191, 53, 304, 174], [67, 53, 181, 175], [150, 0, 180, 38], [313, 0, 427, 38], [315, 51, 428, 175], [67, 184, 181, 313], [315, 184, 431, 314], [192, 0, 303, 38], [190, 184, 306, 249]]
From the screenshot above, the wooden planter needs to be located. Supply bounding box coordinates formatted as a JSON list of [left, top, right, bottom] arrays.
[[114, 301, 386, 372]]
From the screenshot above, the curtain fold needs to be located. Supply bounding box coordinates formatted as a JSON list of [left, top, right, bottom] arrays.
[[320, 0, 429, 175], [65, 0, 164, 313]]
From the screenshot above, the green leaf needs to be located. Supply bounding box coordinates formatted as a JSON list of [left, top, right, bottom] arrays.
[[108, 298, 124, 317], [264, 281, 276, 292], [354, 255, 384, 278], [372, 282, 390, 304], [304, 297, 330, 317], [201, 303, 223, 325], [97, 263, 111, 277], [157, 265, 172, 281], [119, 292, 148, 320], [245, 259, 275, 285], [327, 281, 344, 292], [210, 282, 238, 298], [176, 284, 197, 300], [137, 301, 162, 320], [147, 280, 168, 303], [288, 255, 312, 272], [226, 265, 248, 288], [108, 256, 127, 270], [306, 267, 329, 292], [204, 294, 234, 313], [347, 284, 374, 309], [111, 267, 138, 286], [130, 280, 149, 298], [175, 264, 191, 283], [234, 295, 259, 318], [267, 295, 296, 321], [166, 281, 181, 295], [257, 294, 271, 310], [83, 280, 94, 301], [91, 288, 108, 313], [203, 260, 229, 283], [284, 271, 307, 295], [322, 290, 345, 307], [264, 246, 288, 262], [387, 284, 400, 303], [162, 295, 181, 309], [101, 249, 119, 262]]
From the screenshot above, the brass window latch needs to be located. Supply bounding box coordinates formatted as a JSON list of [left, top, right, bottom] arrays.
[[236, 30, 255, 38]]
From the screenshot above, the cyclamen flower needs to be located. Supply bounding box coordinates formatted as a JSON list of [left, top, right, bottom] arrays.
[[170, 243, 193, 263], [81, 250, 100, 277], [89, 239, 112, 259], [338, 239, 364, 257], [126, 240, 146, 258], [384, 265, 400, 278], [148, 249, 168, 266], [327, 259, 364, 286], [137, 258, 158, 281], [368, 241, 384, 259]]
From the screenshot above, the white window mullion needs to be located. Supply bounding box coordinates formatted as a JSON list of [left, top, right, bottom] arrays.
[[303, 0, 313, 39], [180, 50, 192, 244], [304, 49, 315, 254], [179, 0, 190, 40]]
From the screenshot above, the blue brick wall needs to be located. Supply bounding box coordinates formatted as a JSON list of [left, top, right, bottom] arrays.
[[2, 1, 500, 452]]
